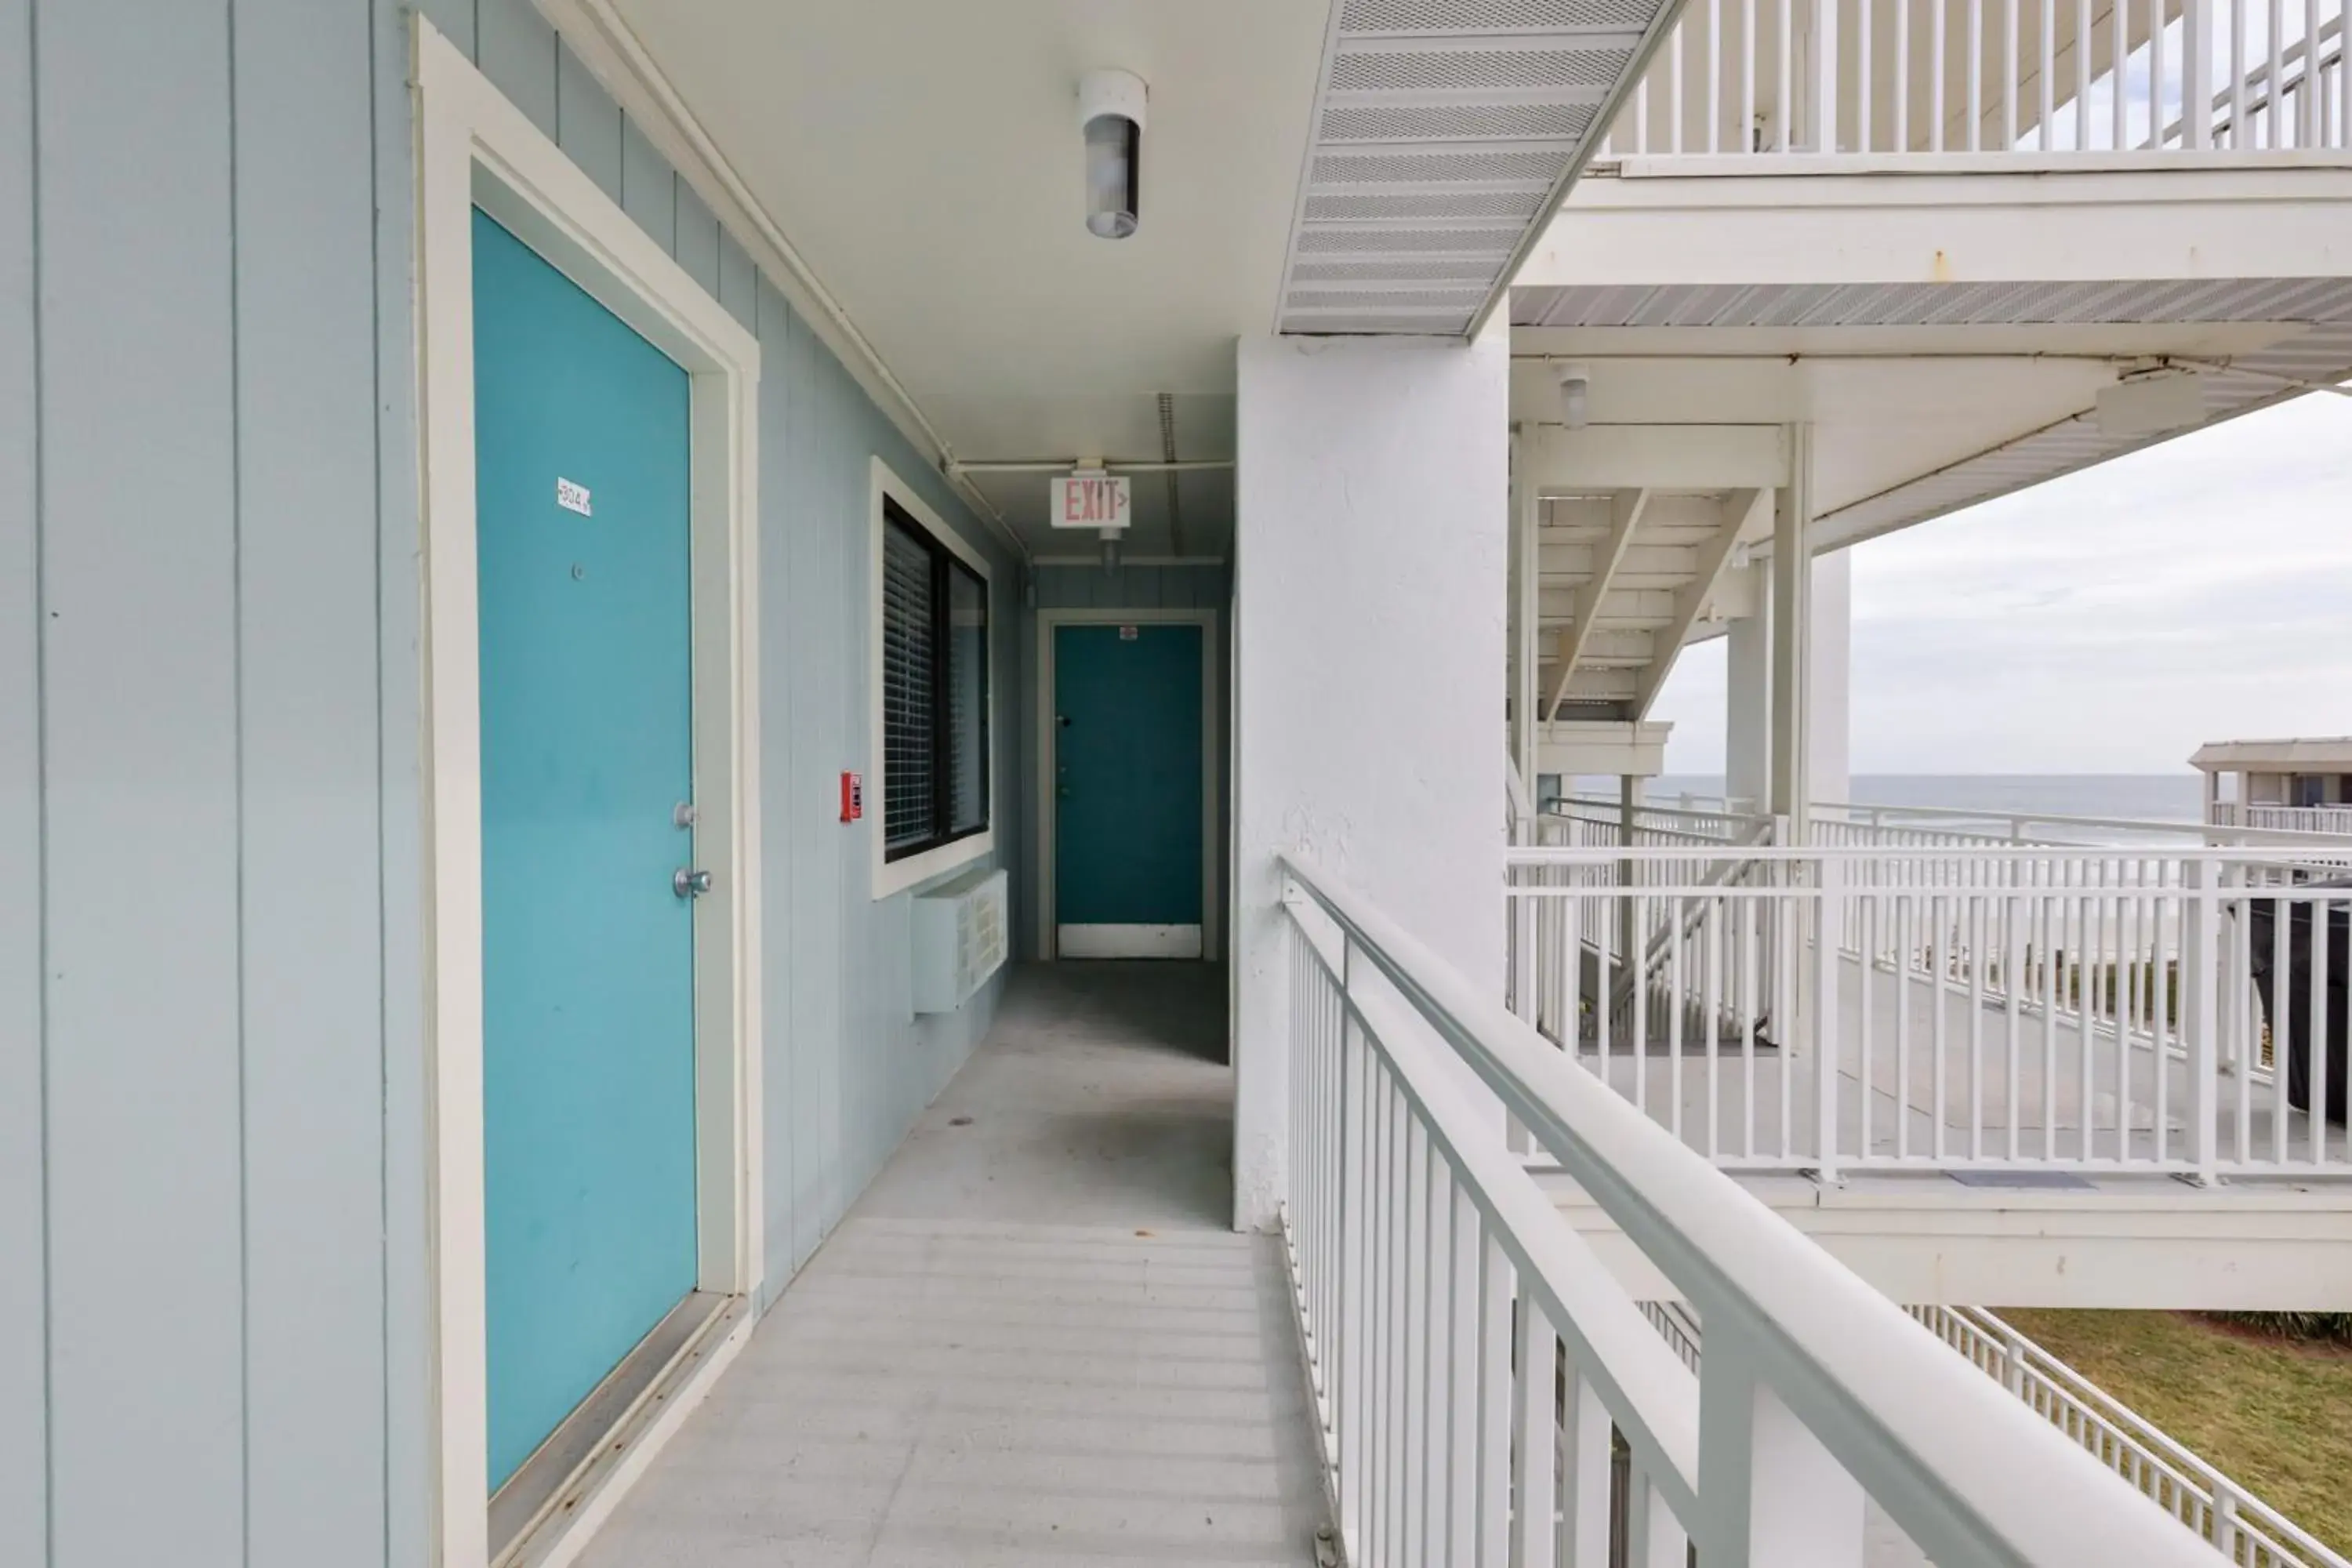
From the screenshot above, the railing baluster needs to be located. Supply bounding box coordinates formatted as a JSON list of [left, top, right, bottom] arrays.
[[2307, 0, 2325, 144], [1711, 0, 1726, 151], [1449, 1180, 1482, 1562], [1510, 1297, 1559, 1567], [2078, 0, 2095, 145], [1969, 0, 1986, 144], [1780, 0, 1797, 147], [1403, 1118, 1431, 1559], [2313, 886, 2332, 1168], [1896, 0, 1914, 146], [2003, 0, 2020, 145], [2270, 0, 2287, 147], [2040, 0, 2056, 146]]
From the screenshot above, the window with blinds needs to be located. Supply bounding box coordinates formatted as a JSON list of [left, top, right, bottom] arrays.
[[881, 499, 989, 860]]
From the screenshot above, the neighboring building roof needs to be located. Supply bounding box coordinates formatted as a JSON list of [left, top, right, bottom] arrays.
[[2190, 738, 2352, 771]]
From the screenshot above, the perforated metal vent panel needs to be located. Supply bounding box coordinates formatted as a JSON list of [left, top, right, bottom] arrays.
[[1279, 0, 1681, 336], [1341, 0, 1661, 31]]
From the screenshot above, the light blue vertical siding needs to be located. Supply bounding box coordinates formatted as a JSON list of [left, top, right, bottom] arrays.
[[233, 1, 392, 1561], [5, 3, 1027, 1561], [38, 4, 245, 1564], [9, 3, 419, 1566], [0, 2, 44, 1564], [477, 0, 557, 140]]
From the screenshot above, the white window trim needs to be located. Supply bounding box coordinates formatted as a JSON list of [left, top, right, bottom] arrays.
[[412, 19, 764, 1567], [869, 456, 996, 900]]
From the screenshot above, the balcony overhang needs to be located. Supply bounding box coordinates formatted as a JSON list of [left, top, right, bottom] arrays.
[[1508, 159, 2352, 549]]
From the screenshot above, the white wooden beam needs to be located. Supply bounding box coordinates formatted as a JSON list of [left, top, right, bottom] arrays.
[[1633, 488, 1767, 717], [1541, 488, 1650, 720], [1522, 425, 1787, 492]]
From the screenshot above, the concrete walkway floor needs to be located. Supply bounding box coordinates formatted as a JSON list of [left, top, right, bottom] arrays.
[[575, 961, 1331, 1567]]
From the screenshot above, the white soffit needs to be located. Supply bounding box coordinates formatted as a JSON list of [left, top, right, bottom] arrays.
[[1279, 0, 1683, 337], [1509, 275, 2352, 550]]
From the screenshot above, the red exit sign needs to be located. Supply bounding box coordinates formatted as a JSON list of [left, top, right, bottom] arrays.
[[1049, 471, 1131, 530]]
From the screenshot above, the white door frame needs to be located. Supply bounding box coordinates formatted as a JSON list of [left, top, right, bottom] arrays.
[[412, 19, 763, 1566], [1035, 608, 1222, 962]]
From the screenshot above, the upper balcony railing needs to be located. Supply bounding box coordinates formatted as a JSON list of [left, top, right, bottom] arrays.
[[1508, 817, 2352, 1181], [2214, 800, 2352, 835], [1276, 854, 2230, 1566], [1595, 0, 2349, 160]]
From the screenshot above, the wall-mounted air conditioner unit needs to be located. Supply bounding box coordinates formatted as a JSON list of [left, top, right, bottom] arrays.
[[911, 866, 1009, 1014]]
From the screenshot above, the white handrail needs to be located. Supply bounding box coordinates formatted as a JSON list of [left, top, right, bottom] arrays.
[[1915, 1305, 2352, 1568], [1505, 840, 2352, 1179], [1284, 852, 2230, 1566], [1278, 870, 1700, 1563], [1560, 792, 2352, 851]]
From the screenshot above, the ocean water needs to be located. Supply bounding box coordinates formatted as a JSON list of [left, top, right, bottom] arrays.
[[1635, 774, 2209, 823]]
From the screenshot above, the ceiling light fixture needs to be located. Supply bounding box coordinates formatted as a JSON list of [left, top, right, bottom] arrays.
[[1555, 361, 1592, 429], [1078, 69, 1146, 240]]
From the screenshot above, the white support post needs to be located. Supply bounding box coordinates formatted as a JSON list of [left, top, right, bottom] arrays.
[[1511, 430, 1541, 791], [1234, 332, 1509, 1231], [1808, 549, 1851, 811], [1696, 1316, 1866, 1568], [1813, 854, 1844, 1181], [1769, 426, 1812, 838], [1726, 576, 1772, 814], [2185, 858, 2221, 1185], [1621, 773, 1643, 967]]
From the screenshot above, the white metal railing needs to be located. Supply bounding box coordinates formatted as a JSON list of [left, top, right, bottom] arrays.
[[1506, 841, 2352, 1179], [2215, 801, 2352, 836], [1277, 853, 2230, 1566], [1560, 793, 2351, 851], [1599, 0, 2351, 158], [1914, 1305, 2351, 1568]]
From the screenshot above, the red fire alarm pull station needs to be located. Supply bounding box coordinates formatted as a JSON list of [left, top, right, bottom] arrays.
[[840, 771, 863, 822]]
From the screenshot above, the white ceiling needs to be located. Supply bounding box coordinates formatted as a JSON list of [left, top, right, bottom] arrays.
[[610, 0, 1327, 497], [597, 1, 1686, 557]]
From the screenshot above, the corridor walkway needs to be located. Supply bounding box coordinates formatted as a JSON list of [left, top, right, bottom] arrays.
[[575, 962, 1330, 1566]]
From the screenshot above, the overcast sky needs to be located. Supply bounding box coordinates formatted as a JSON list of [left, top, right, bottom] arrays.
[[1650, 390, 2352, 776]]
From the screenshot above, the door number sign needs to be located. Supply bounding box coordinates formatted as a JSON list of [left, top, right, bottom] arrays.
[[556, 477, 593, 516]]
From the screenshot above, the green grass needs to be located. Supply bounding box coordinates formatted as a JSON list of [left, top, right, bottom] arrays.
[[1996, 1308, 2352, 1556]]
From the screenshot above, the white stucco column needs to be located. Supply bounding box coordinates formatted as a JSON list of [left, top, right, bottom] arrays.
[[1808, 548, 1853, 808], [1231, 332, 1509, 1232], [1725, 570, 1772, 812]]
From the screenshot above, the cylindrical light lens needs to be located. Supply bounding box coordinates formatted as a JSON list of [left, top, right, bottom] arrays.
[[1083, 114, 1139, 239]]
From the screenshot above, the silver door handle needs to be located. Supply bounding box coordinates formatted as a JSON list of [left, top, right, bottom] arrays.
[[673, 867, 713, 898]]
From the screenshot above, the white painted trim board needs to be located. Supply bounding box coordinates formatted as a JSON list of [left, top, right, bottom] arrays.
[[412, 19, 764, 1567]]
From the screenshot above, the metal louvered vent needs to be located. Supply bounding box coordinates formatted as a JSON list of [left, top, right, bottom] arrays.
[[1279, 0, 1682, 337]]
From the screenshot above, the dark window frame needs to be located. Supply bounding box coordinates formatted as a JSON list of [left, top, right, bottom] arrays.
[[881, 498, 989, 862]]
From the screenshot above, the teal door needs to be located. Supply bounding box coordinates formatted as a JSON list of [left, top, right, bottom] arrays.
[[1054, 623, 1205, 957], [473, 211, 699, 1493]]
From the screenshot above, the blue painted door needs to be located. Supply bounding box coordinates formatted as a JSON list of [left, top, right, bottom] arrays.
[[473, 210, 698, 1493], [1054, 624, 1204, 953]]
